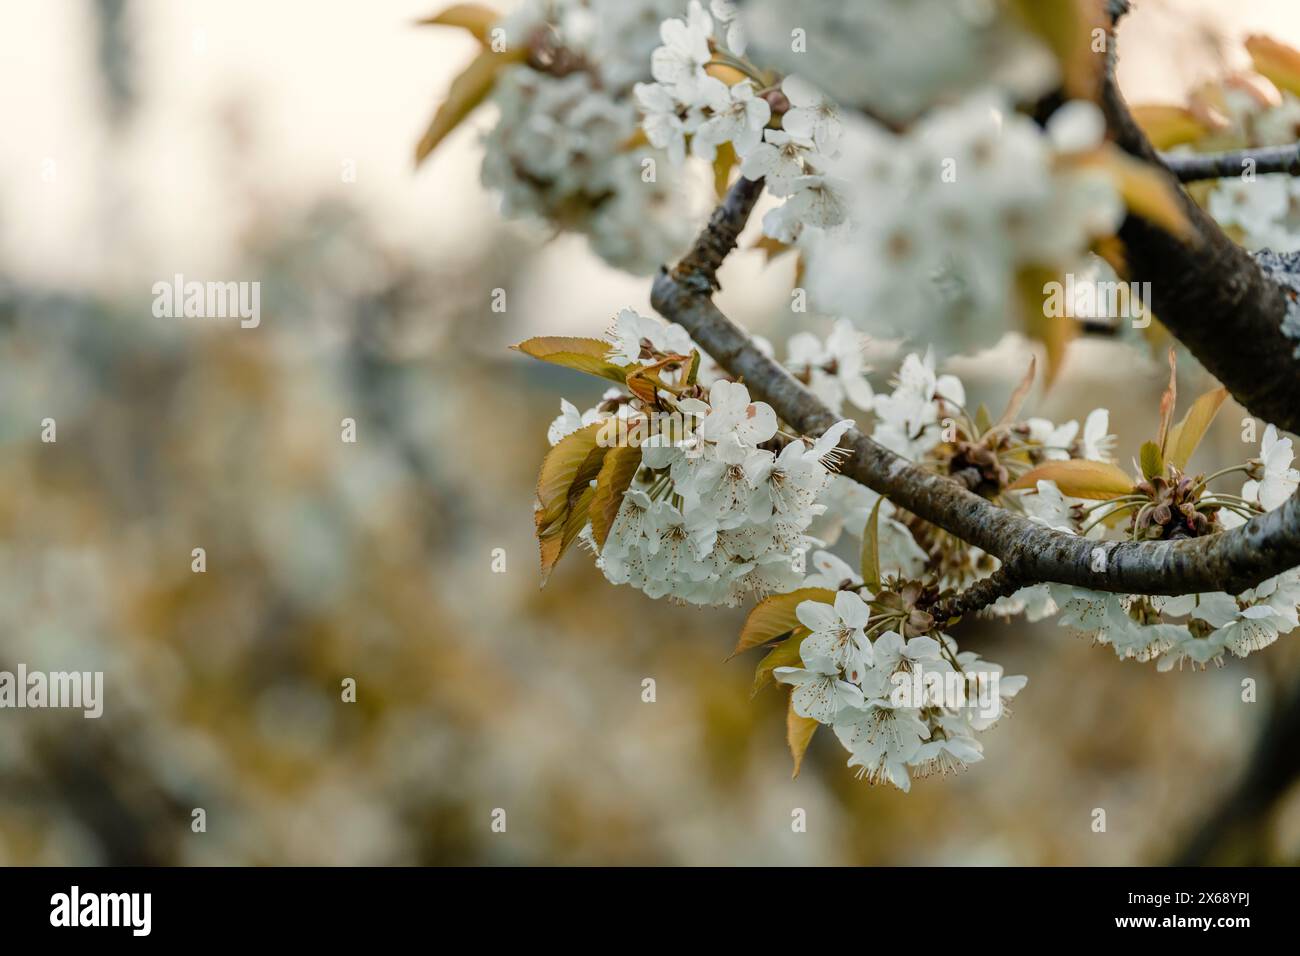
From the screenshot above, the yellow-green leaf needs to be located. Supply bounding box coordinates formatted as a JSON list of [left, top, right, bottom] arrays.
[[539, 483, 594, 587], [860, 498, 884, 592], [787, 697, 818, 779], [415, 3, 500, 44], [751, 629, 808, 697], [535, 421, 604, 528], [704, 61, 748, 87], [1130, 104, 1208, 150], [1007, 459, 1135, 499], [589, 445, 641, 550], [1166, 386, 1228, 471], [1247, 34, 1300, 98], [1017, 266, 1076, 386], [513, 336, 629, 384], [732, 589, 835, 658], [1079, 146, 1194, 241], [712, 140, 737, 199], [1006, 0, 1103, 99], [1139, 440, 1163, 481], [415, 47, 524, 165]]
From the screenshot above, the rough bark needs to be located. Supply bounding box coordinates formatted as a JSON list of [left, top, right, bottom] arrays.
[[1101, 18, 1300, 435]]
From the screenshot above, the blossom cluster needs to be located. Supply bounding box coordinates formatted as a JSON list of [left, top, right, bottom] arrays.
[[799, 97, 1124, 354], [628, 4, 1123, 354], [476, 0, 704, 273], [1043, 425, 1300, 669], [542, 310, 856, 607], [775, 590, 1026, 791], [739, 0, 1059, 124], [633, 1, 851, 242]]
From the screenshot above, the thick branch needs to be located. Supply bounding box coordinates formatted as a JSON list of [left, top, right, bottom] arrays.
[[1160, 143, 1300, 183], [651, 179, 1300, 599], [1100, 22, 1300, 434]]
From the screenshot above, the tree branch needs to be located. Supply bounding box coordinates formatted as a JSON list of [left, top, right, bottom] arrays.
[[929, 567, 1025, 621], [652, 178, 1300, 600], [1160, 143, 1300, 183], [1100, 19, 1300, 434]]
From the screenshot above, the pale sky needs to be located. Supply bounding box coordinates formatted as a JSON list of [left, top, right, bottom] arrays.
[[1, 0, 1298, 314]]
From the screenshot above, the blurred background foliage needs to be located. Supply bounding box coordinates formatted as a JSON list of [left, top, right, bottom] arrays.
[[1, 0, 1300, 865]]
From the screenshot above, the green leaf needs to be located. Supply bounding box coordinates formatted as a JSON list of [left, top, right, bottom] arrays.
[[1166, 386, 1228, 471], [513, 336, 630, 385], [1006, 0, 1102, 99], [974, 403, 993, 437], [538, 484, 595, 587], [712, 140, 737, 198], [1084, 148, 1194, 241], [751, 628, 808, 697], [1139, 440, 1164, 481], [415, 46, 524, 165], [535, 421, 604, 526], [685, 349, 702, 387], [589, 445, 641, 551], [1017, 266, 1077, 387], [534, 424, 609, 585], [1247, 34, 1300, 99], [1006, 459, 1136, 500], [732, 588, 836, 658], [415, 3, 500, 44], [787, 697, 818, 779], [859, 498, 884, 592]]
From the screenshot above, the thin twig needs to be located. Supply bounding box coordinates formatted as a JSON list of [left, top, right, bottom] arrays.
[[929, 567, 1026, 622], [1160, 143, 1300, 183]]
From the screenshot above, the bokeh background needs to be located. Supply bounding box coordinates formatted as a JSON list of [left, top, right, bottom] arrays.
[[2, 0, 1300, 865]]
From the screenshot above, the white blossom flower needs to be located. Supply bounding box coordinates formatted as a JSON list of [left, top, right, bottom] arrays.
[[796, 591, 874, 677], [775, 653, 865, 723], [782, 319, 874, 414], [740, 128, 815, 196], [1208, 175, 1300, 252], [692, 80, 772, 159], [708, 0, 745, 54], [697, 380, 778, 452], [871, 351, 965, 461], [634, 81, 689, 165], [1243, 424, 1299, 510], [801, 550, 862, 590], [762, 174, 852, 242], [547, 398, 602, 446], [861, 630, 943, 698], [780, 74, 842, 155], [1156, 628, 1230, 672], [1079, 409, 1116, 463], [833, 701, 928, 791], [1018, 480, 1076, 534], [606, 308, 695, 365], [650, 0, 714, 102], [1024, 417, 1078, 460], [910, 733, 983, 777], [1046, 100, 1107, 154]]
